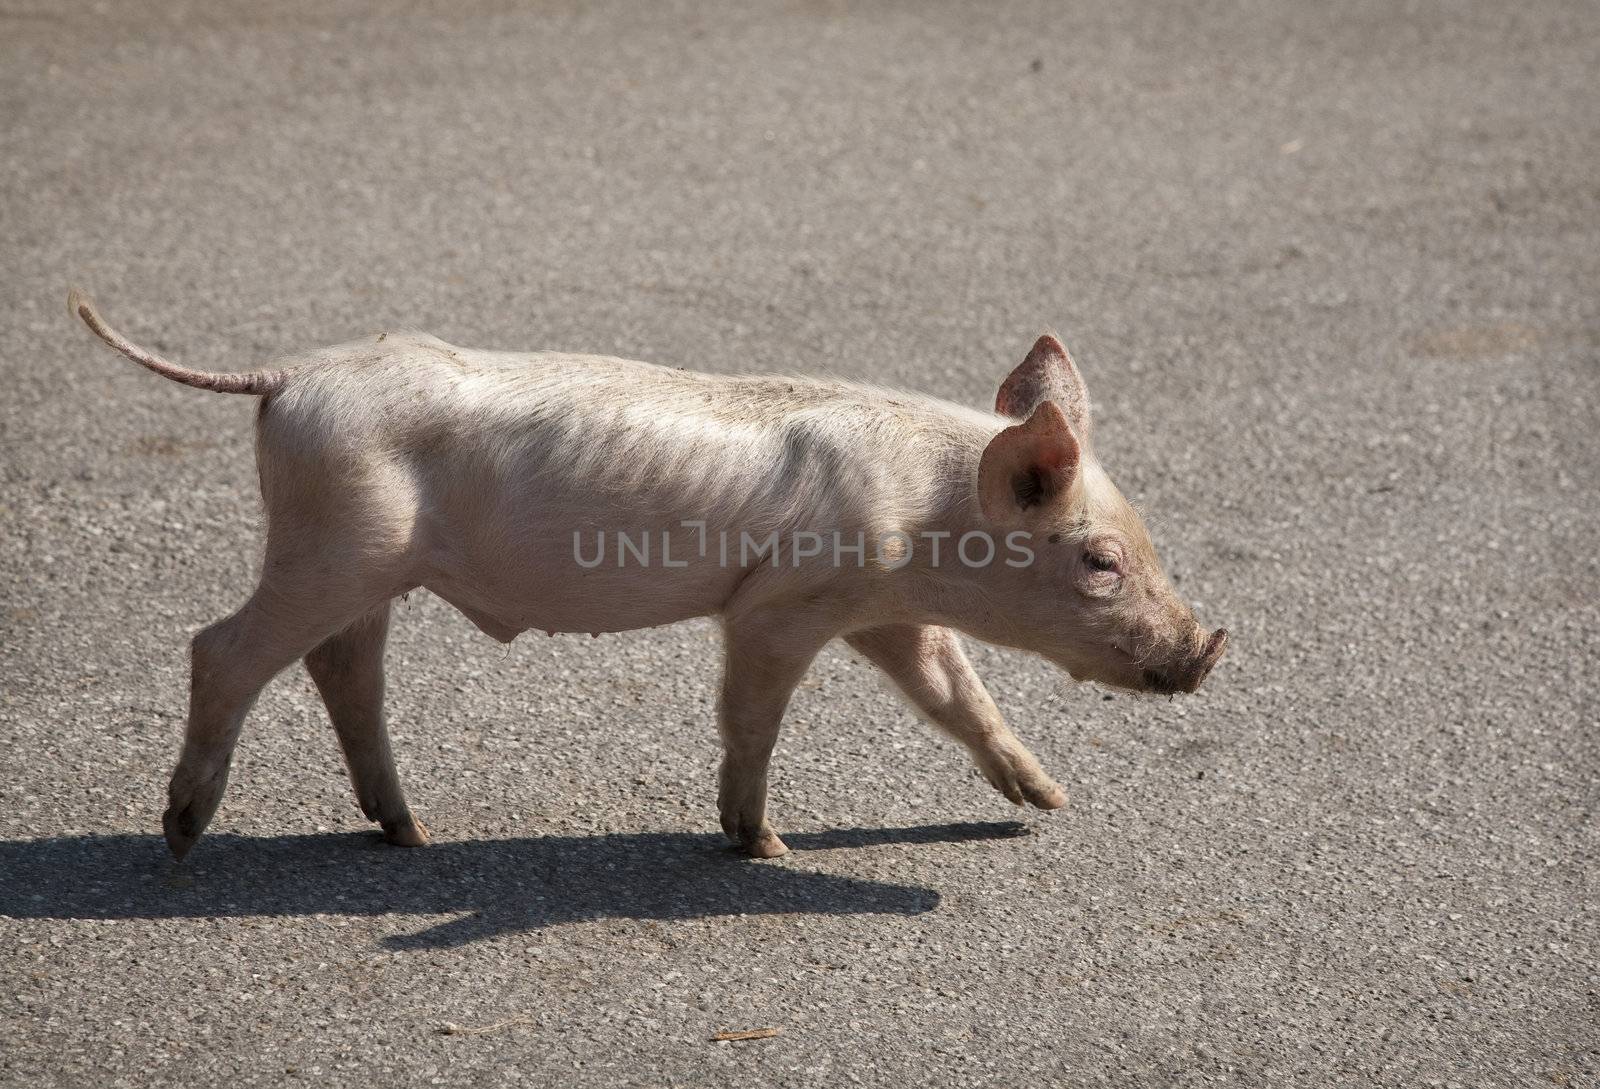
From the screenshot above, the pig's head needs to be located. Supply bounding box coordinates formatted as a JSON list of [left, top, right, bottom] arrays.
[[976, 335, 1227, 695]]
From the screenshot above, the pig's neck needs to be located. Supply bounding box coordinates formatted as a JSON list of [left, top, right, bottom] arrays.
[[884, 423, 1037, 648]]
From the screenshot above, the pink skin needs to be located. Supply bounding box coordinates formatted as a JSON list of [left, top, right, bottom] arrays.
[[72, 289, 1225, 860]]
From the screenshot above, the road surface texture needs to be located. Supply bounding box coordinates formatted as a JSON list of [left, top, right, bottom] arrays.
[[2, 1, 1595, 1086]]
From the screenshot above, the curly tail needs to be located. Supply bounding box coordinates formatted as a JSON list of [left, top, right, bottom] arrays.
[[68, 287, 289, 396]]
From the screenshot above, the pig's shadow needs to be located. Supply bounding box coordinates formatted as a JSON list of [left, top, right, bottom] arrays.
[[0, 823, 1023, 949]]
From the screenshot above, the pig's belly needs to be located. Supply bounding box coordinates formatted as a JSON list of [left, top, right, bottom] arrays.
[[419, 534, 745, 643]]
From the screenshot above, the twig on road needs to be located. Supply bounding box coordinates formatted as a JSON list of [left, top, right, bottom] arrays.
[[712, 1027, 781, 1042], [439, 1016, 538, 1037]]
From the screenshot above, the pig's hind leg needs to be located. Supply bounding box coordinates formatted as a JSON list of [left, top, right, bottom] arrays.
[[163, 564, 403, 860], [304, 602, 429, 848], [845, 624, 1067, 811]]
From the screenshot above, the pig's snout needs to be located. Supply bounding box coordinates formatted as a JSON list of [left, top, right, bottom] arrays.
[[1141, 628, 1228, 695], [1187, 627, 1228, 690]]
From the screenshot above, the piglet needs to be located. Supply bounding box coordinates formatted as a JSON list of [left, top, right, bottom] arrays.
[[71, 288, 1226, 859]]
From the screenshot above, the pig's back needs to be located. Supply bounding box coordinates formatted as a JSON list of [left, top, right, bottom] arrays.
[[266, 332, 995, 537]]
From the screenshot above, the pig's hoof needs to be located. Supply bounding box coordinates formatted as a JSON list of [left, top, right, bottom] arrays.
[[978, 753, 1067, 811], [982, 772, 1026, 806], [161, 805, 202, 861], [724, 818, 789, 858], [1027, 782, 1068, 810], [381, 814, 430, 847], [743, 831, 790, 859], [164, 771, 228, 861]]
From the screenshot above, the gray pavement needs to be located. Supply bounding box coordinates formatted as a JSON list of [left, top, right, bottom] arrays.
[[1, 1, 1596, 1085]]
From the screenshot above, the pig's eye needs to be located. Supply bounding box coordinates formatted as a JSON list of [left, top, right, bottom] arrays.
[[1085, 551, 1121, 574]]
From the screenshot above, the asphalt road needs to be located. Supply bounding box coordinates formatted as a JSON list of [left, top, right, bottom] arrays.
[[2, 1, 1596, 1086]]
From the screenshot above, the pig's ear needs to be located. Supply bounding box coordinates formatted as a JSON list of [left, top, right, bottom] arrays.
[[978, 400, 1081, 524], [996, 334, 1091, 434]]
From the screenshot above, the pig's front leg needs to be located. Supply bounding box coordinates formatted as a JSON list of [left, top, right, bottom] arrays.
[[716, 609, 832, 858], [845, 624, 1067, 811]]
